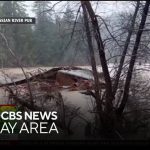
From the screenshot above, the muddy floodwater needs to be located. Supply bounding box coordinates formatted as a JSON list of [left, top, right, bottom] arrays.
[[0, 64, 149, 109], [0, 67, 94, 109], [0, 67, 50, 104], [0, 65, 150, 139], [0, 67, 96, 139]]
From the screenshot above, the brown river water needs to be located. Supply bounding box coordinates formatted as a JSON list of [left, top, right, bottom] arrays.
[[0, 65, 149, 139], [0, 67, 96, 139]]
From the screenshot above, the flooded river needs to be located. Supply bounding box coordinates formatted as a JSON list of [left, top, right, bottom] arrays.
[[0, 67, 96, 139], [0, 65, 150, 139]]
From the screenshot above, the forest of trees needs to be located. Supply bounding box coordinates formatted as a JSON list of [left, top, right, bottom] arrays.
[[1, 1, 150, 141], [0, 1, 90, 67], [1, 1, 148, 67]]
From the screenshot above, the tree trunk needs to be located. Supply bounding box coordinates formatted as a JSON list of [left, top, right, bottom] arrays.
[[113, 1, 140, 96], [117, 1, 150, 115], [81, 2, 102, 122], [83, 1, 113, 113]]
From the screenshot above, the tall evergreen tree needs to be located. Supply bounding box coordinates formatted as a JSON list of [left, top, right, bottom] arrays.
[[0, 1, 33, 66], [32, 1, 57, 65]]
